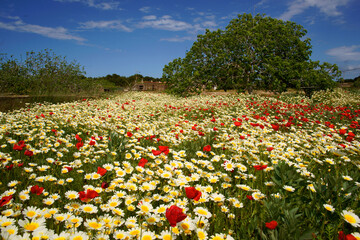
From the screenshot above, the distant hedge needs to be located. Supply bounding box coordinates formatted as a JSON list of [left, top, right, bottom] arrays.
[[0, 49, 100, 95]]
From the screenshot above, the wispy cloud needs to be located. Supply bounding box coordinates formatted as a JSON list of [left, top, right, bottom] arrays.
[[142, 15, 157, 21], [326, 45, 360, 61], [79, 20, 132, 32], [160, 36, 194, 42], [343, 64, 360, 71], [0, 17, 85, 42], [139, 6, 151, 13], [279, 0, 350, 21], [138, 15, 193, 31], [54, 0, 120, 10]]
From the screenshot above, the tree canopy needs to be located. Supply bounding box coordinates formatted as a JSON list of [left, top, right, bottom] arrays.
[[162, 13, 341, 97]]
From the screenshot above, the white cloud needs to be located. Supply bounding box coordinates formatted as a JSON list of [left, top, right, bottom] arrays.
[[279, 0, 350, 21], [142, 15, 157, 20], [0, 17, 85, 42], [79, 20, 132, 32], [326, 45, 360, 61], [138, 15, 193, 31], [160, 36, 194, 42], [343, 64, 360, 71], [54, 0, 120, 10], [139, 6, 151, 13]]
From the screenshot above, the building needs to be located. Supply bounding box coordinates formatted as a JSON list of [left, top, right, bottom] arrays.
[[132, 81, 167, 91]]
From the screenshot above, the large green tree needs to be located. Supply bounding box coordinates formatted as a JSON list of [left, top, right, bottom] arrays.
[[163, 13, 341, 96]]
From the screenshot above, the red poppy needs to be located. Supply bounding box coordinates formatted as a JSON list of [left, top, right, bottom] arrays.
[[339, 129, 347, 135], [0, 195, 13, 207], [101, 182, 109, 189], [6, 164, 14, 170], [234, 121, 242, 127], [30, 185, 44, 195], [138, 158, 148, 168], [13, 144, 23, 151], [152, 150, 162, 156], [203, 145, 211, 152], [75, 134, 82, 142], [338, 231, 356, 240], [267, 147, 274, 152], [346, 136, 354, 142], [271, 124, 280, 131], [185, 187, 202, 201], [127, 132, 133, 137], [79, 189, 99, 202], [348, 132, 355, 137], [253, 165, 267, 170], [166, 205, 187, 227], [246, 195, 254, 200], [159, 146, 169, 155], [265, 220, 278, 230], [76, 141, 84, 150], [97, 167, 107, 176], [89, 140, 96, 146], [24, 150, 33, 157]]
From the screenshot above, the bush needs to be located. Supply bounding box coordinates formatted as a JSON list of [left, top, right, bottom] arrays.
[[0, 49, 99, 95]]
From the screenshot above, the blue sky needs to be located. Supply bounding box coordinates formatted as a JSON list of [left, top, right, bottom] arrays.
[[1, 0, 360, 79]]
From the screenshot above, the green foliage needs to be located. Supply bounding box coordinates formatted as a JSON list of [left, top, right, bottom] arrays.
[[163, 13, 341, 97], [162, 57, 203, 96], [353, 76, 360, 88], [0, 49, 100, 95]]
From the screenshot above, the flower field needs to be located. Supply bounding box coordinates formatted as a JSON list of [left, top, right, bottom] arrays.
[[0, 89, 359, 240]]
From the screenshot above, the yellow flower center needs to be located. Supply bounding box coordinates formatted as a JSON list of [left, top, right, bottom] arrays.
[[181, 223, 189, 230], [115, 233, 124, 239], [198, 209, 207, 215], [88, 222, 102, 229], [157, 207, 166, 213], [142, 236, 152, 240], [141, 205, 149, 212], [129, 230, 140, 236], [198, 231, 206, 239], [83, 207, 92, 212], [27, 211, 36, 218], [56, 216, 65, 221], [68, 194, 77, 199], [24, 222, 40, 231], [163, 235, 171, 240], [2, 221, 12, 227], [344, 214, 356, 223], [73, 236, 83, 240], [212, 237, 222, 240], [20, 195, 28, 200]]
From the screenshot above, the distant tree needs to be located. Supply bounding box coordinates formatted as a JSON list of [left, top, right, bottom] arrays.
[[0, 49, 95, 95], [0, 54, 29, 94], [297, 61, 340, 98], [353, 75, 360, 88]]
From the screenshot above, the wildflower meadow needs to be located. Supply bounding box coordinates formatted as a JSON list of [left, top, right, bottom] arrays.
[[0, 89, 359, 240]]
